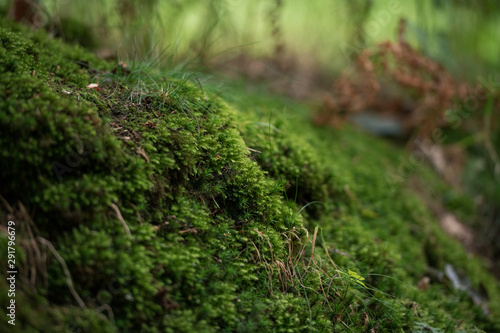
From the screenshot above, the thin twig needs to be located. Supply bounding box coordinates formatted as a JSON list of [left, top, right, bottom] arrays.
[[196, 77, 208, 102], [0, 194, 14, 214], [38, 237, 86, 308], [110, 203, 132, 238], [245, 147, 262, 153], [179, 227, 199, 234], [129, 202, 143, 226], [20, 203, 42, 288], [341, 320, 351, 331]]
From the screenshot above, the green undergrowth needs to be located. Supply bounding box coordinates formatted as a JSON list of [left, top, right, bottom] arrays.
[[0, 19, 499, 332]]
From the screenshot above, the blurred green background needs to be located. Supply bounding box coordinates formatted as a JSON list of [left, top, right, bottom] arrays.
[[2, 0, 499, 78]]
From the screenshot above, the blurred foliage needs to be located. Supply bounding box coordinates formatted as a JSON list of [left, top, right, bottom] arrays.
[[0, 0, 491, 77], [0, 0, 496, 77]]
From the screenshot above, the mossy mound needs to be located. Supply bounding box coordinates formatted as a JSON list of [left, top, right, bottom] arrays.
[[1, 19, 499, 332]]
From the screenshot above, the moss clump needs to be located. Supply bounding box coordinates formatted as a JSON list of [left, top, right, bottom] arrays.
[[0, 19, 499, 333]]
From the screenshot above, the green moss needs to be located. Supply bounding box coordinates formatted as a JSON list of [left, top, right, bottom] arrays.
[[0, 20, 499, 333], [224, 82, 500, 331]]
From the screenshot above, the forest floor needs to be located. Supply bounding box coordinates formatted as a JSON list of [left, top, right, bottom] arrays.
[[1, 18, 500, 333]]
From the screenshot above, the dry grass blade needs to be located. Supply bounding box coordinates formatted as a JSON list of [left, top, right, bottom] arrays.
[[0, 194, 14, 215], [38, 237, 86, 308], [18, 202, 45, 289], [249, 224, 349, 311], [110, 203, 132, 238], [0, 198, 48, 291], [129, 202, 143, 225]]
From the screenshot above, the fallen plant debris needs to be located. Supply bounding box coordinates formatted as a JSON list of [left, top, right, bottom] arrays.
[[316, 19, 495, 144]]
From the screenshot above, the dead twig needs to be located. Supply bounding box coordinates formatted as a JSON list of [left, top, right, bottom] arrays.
[[110, 203, 132, 238], [179, 227, 199, 234], [38, 237, 86, 308]]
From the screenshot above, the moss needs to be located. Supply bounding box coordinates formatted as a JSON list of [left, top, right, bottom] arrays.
[[0, 20, 499, 333], [224, 82, 500, 331]]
